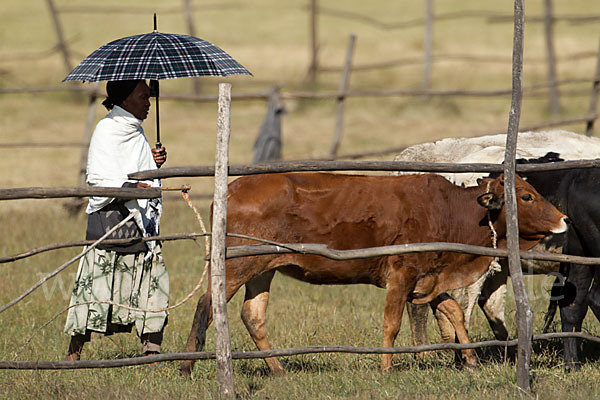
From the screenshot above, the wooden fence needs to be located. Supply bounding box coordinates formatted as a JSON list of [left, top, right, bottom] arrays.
[[2, 0, 600, 397], [2, 332, 600, 370]]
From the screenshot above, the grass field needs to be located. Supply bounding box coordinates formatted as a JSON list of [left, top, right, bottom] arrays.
[[2, 0, 600, 398]]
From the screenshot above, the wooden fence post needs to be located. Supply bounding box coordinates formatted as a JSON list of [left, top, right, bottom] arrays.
[[211, 83, 235, 398], [585, 35, 600, 136], [44, 0, 73, 75], [308, 0, 319, 85], [329, 34, 356, 158], [505, 0, 531, 392], [79, 84, 99, 186], [423, 0, 434, 92], [182, 0, 201, 95], [544, 0, 561, 115]]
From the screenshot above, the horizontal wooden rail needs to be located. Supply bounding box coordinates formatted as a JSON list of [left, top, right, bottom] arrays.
[[7, 231, 600, 267], [2, 112, 595, 155], [0, 186, 161, 201], [319, 51, 598, 72], [0, 142, 85, 148], [2, 76, 598, 101], [1, 111, 596, 153], [224, 242, 600, 266], [57, 3, 238, 15], [0, 233, 208, 264], [0, 332, 597, 370], [128, 158, 600, 180], [489, 14, 600, 24], [317, 7, 600, 29]]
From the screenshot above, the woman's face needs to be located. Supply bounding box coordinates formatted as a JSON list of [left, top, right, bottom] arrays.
[[121, 81, 151, 120]]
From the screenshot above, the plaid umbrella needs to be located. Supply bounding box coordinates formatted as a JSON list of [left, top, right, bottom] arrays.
[[62, 32, 251, 82], [63, 15, 251, 147]]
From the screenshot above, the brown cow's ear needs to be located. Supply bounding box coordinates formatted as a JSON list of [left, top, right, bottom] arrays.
[[498, 174, 505, 186], [477, 192, 504, 210]]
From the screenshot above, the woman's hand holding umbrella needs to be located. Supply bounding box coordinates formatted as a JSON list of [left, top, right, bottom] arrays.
[[151, 146, 167, 168]]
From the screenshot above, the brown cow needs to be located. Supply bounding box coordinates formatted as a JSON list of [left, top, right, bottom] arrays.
[[180, 172, 568, 376]]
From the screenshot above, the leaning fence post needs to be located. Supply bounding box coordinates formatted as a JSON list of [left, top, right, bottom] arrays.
[[585, 35, 600, 136], [329, 34, 356, 158], [308, 0, 319, 85], [505, 0, 532, 392], [423, 0, 434, 92], [543, 0, 561, 115], [211, 83, 235, 398], [44, 0, 73, 75], [182, 0, 201, 95], [79, 83, 99, 186]]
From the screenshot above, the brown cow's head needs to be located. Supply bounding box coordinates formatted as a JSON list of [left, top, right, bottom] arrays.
[[477, 174, 568, 244]]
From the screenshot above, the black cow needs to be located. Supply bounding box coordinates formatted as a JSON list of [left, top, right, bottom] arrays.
[[518, 155, 600, 369]]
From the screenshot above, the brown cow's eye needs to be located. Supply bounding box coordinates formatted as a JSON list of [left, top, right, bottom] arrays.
[[521, 194, 533, 201]]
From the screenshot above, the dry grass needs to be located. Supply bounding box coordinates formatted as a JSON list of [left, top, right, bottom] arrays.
[[2, 0, 600, 398]]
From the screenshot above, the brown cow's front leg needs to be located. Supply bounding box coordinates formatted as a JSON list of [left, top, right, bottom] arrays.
[[430, 294, 478, 368], [381, 276, 408, 372], [240, 270, 285, 376]]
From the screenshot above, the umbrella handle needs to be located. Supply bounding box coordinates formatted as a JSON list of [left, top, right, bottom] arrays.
[[150, 79, 161, 151]]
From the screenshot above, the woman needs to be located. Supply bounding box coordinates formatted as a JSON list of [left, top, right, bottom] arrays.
[[64, 79, 169, 360]]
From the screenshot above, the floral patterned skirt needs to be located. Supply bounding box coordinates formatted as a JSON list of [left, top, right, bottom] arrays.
[[64, 246, 169, 337]]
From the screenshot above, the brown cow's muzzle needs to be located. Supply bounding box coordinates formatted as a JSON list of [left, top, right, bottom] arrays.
[[551, 215, 569, 234]]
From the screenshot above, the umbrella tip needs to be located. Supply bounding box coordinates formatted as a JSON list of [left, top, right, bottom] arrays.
[[153, 13, 157, 32]]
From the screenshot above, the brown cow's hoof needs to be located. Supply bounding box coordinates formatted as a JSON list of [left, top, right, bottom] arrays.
[[270, 367, 286, 377], [380, 365, 394, 373], [180, 361, 194, 378], [462, 362, 480, 371], [565, 362, 582, 372], [65, 353, 80, 362], [462, 352, 478, 369]]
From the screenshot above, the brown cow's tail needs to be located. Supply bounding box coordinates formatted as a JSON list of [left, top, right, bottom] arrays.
[[180, 292, 212, 377], [195, 292, 212, 351]]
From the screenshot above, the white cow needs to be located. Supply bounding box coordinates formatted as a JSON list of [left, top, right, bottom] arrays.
[[395, 130, 600, 346]]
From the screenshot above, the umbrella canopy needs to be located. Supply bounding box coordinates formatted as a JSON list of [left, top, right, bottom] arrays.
[[63, 19, 251, 148], [63, 31, 251, 82]]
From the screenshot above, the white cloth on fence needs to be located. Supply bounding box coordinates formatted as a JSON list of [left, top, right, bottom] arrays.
[[86, 105, 161, 249]]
